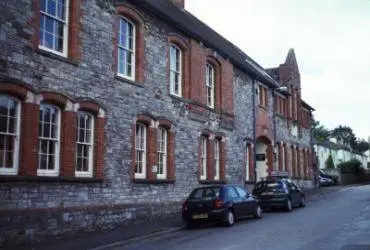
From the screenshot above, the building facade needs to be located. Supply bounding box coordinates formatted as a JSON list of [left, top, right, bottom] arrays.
[[0, 0, 314, 244]]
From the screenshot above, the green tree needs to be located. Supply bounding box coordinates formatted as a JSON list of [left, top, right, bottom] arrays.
[[325, 154, 335, 169], [332, 125, 356, 147], [312, 120, 330, 141]]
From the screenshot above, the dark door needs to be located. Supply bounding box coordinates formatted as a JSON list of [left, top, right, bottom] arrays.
[[226, 186, 245, 218], [235, 186, 255, 215]]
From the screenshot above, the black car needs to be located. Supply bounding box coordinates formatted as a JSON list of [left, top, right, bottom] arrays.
[[252, 179, 305, 211], [182, 184, 262, 227]]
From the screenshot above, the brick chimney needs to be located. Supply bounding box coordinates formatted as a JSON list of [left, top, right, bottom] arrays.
[[171, 0, 185, 9]]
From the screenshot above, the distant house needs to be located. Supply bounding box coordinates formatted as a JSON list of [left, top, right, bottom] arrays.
[[314, 138, 367, 169]]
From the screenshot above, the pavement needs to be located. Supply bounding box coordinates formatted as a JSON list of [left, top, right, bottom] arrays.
[[1, 184, 359, 250]]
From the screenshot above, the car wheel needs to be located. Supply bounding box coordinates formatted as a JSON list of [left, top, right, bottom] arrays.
[[254, 204, 263, 219], [285, 199, 293, 212], [300, 196, 306, 207], [224, 209, 235, 226]]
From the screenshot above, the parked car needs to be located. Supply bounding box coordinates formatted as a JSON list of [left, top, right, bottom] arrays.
[[252, 179, 305, 211], [182, 184, 262, 227], [319, 170, 338, 186]]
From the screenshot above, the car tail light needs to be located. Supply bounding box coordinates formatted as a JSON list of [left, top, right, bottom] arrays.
[[182, 201, 188, 212], [214, 199, 224, 208]]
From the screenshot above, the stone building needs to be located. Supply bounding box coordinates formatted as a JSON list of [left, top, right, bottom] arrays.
[[0, 0, 314, 244]]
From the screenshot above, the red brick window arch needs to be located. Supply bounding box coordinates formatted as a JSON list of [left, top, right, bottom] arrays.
[[168, 34, 189, 99], [116, 5, 145, 83]]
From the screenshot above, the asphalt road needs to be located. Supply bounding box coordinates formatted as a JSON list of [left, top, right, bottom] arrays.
[[119, 185, 370, 250]]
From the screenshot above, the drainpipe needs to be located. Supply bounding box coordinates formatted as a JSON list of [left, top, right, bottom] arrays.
[[252, 78, 257, 183]]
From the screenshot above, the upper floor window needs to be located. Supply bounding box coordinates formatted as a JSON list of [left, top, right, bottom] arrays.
[[205, 63, 215, 108], [258, 85, 268, 107], [38, 104, 60, 176], [76, 112, 94, 177], [118, 17, 136, 80], [39, 0, 69, 56], [135, 123, 146, 179], [0, 95, 20, 175], [214, 139, 220, 180], [169, 44, 182, 97], [200, 136, 207, 180], [157, 127, 168, 179]]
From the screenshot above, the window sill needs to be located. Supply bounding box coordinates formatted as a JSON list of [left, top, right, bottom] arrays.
[[198, 180, 226, 185], [133, 178, 175, 184], [115, 75, 144, 88], [169, 94, 188, 103], [0, 175, 103, 183], [36, 49, 79, 66]]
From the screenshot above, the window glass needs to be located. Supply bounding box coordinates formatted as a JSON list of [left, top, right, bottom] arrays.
[[227, 187, 239, 199], [235, 186, 248, 197]]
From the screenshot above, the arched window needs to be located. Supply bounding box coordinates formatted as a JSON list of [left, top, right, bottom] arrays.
[[214, 138, 220, 180], [117, 17, 136, 80], [135, 123, 147, 179], [76, 111, 94, 177], [0, 95, 20, 175], [38, 103, 61, 176], [157, 127, 168, 179], [169, 44, 182, 97], [200, 136, 207, 180], [205, 63, 215, 108]]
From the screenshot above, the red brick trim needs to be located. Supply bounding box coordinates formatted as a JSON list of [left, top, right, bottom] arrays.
[[205, 55, 222, 111], [116, 5, 145, 83], [78, 101, 100, 115], [158, 118, 172, 130], [0, 83, 30, 100], [19, 103, 39, 176], [68, 0, 82, 62], [278, 142, 283, 171], [94, 117, 105, 179], [200, 129, 212, 137], [291, 145, 295, 177], [297, 148, 301, 179], [284, 143, 288, 174], [137, 114, 152, 126], [60, 111, 77, 177], [40, 92, 69, 108], [168, 34, 190, 99], [167, 131, 175, 181], [147, 127, 157, 181], [30, 0, 81, 61], [214, 132, 225, 139]]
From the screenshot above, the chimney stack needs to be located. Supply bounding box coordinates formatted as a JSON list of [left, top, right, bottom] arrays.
[[171, 0, 185, 9]]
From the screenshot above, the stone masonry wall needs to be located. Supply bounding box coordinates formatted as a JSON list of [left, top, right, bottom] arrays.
[[0, 0, 256, 244]]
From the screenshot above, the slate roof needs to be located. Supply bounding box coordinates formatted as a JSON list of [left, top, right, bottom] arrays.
[[135, 0, 279, 88]]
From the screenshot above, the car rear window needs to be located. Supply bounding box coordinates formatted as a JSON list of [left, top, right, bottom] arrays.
[[255, 181, 285, 191], [189, 187, 221, 199]]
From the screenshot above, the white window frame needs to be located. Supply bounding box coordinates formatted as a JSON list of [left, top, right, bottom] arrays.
[[135, 123, 146, 179], [75, 111, 94, 178], [39, 0, 69, 57], [245, 143, 250, 181], [214, 139, 220, 180], [0, 95, 21, 175], [282, 144, 286, 171], [157, 127, 167, 179], [200, 136, 207, 180], [205, 63, 215, 108], [117, 17, 136, 81], [37, 104, 61, 177], [169, 44, 182, 97]]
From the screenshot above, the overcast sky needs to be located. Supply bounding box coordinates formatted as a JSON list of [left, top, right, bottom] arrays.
[[185, 0, 370, 140]]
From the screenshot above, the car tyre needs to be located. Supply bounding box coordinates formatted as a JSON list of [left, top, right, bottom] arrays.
[[224, 209, 235, 226], [285, 199, 293, 212], [299, 196, 306, 207], [254, 204, 263, 219]]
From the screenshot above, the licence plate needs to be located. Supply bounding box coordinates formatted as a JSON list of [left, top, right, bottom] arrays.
[[192, 214, 208, 219], [262, 192, 273, 195]]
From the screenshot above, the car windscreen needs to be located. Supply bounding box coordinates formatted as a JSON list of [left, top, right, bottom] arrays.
[[255, 181, 285, 191], [188, 187, 221, 200]]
